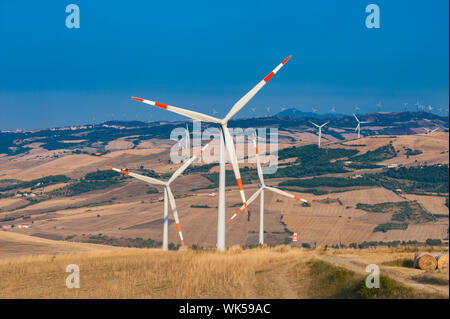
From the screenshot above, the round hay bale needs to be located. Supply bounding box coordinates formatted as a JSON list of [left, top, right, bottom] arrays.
[[414, 252, 437, 270], [435, 253, 449, 269]]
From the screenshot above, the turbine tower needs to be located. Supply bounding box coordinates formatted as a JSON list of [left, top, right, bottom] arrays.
[[227, 134, 310, 245], [106, 139, 214, 250], [353, 114, 368, 139], [131, 56, 292, 250], [310, 121, 329, 148]]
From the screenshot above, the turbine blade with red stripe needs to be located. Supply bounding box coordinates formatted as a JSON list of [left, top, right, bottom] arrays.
[[265, 186, 311, 204], [251, 134, 265, 186], [222, 126, 249, 214], [166, 186, 185, 247], [131, 97, 221, 124], [223, 56, 291, 122], [168, 138, 214, 184], [226, 188, 263, 224], [105, 166, 166, 186]]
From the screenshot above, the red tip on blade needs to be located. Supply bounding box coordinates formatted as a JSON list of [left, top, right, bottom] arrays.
[[155, 102, 168, 109], [181, 240, 185, 246], [131, 97, 144, 102], [263, 72, 275, 83], [120, 169, 129, 175], [105, 166, 112, 170], [236, 178, 244, 191], [244, 202, 249, 215], [226, 219, 232, 224], [282, 56, 292, 64]]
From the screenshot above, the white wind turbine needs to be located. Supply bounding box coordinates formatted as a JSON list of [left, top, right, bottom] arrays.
[[131, 56, 292, 250], [376, 101, 382, 112], [353, 114, 368, 139], [423, 127, 438, 134], [310, 121, 329, 148], [227, 134, 311, 245], [414, 101, 420, 111], [106, 139, 214, 250], [185, 122, 190, 155]]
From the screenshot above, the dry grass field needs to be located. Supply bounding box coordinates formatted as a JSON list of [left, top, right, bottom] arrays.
[[0, 233, 447, 299]]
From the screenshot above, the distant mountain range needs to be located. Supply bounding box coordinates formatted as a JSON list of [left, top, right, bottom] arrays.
[[274, 108, 347, 119]]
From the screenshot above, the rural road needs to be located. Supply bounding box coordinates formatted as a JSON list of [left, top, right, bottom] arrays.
[[314, 253, 449, 297]]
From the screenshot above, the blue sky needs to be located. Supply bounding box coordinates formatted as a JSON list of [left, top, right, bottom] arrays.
[[0, 0, 448, 130]]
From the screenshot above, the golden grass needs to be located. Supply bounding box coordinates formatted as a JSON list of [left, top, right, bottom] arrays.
[[0, 246, 312, 299], [0, 244, 448, 299]]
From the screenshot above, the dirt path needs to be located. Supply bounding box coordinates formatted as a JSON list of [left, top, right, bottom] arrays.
[[254, 259, 311, 298], [314, 253, 448, 297]]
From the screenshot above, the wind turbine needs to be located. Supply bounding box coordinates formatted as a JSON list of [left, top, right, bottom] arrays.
[[309, 121, 329, 148], [105, 139, 214, 250], [185, 122, 190, 154], [131, 56, 292, 250], [227, 134, 311, 245], [376, 101, 382, 112], [423, 127, 438, 134], [403, 102, 408, 112], [414, 101, 420, 111], [353, 114, 368, 139]]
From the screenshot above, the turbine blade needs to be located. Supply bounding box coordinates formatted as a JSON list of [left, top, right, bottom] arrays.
[[353, 113, 360, 122], [131, 97, 221, 124], [265, 186, 311, 204], [105, 166, 165, 186], [309, 121, 319, 128], [168, 138, 215, 184], [222, 126, 249, 214], [321, 121, 329, 127], [251, 134, 265, 186], [166, 186, 185, 247], [226, 188, 263, 224], [223, 56, 291, 122]]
